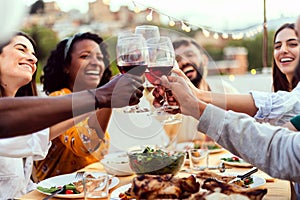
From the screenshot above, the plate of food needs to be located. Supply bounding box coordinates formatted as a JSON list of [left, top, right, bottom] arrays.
[[111, 174, 200, 199], [36, 172, 119, 198], [225, 173, 266, 188], [205, 143, 224, 154], [176, 142, 224, 154], [220, 154, 252, 167], [111, 183, 132, 199], [196, 171, 266, 189]]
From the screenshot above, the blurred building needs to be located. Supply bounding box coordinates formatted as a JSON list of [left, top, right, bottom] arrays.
[[23, 0, 249, 75]]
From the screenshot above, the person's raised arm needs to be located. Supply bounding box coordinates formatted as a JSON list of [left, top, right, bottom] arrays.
[[172, 68, 258, 116], [0, 74, 143, 138]]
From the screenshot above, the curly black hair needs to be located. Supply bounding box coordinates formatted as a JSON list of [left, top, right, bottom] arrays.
[[41, 32, 112, 95]]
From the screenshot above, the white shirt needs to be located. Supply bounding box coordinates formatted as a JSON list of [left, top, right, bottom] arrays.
[[0, 128, 50, 199], [250, 82, 300, 126]]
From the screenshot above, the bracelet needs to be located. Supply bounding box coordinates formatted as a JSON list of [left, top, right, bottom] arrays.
[[87, 89, 100, 109]]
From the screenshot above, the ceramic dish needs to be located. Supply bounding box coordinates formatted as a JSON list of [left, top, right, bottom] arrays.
[[101, 152, 134, 176], [36, 172, 119, 198], [220, 154, 252, 167]]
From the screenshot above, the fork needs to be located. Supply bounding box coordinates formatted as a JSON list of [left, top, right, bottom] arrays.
[[75, 171, 85, 180]]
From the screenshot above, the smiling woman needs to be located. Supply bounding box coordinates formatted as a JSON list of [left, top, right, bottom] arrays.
[[0, 32, 53, 199], [0, 31, 38, 97], [33, 32, 113, 183]]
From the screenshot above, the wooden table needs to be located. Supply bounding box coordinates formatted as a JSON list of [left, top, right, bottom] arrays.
[[17, 150, 292, 200]]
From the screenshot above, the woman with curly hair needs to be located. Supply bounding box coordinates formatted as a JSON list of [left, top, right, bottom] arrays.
[[33, 32, 113, 181]]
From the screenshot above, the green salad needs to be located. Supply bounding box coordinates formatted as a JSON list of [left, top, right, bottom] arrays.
[[221, 156, 241, 162], [128, 147, 185, 175], [37, 183, 80, 195], [194, 143, 221, 150]]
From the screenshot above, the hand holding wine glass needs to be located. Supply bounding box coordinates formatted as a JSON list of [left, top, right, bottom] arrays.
[[145, 36, 181, 123], [135, 25, 160, 93], [116, 34, 149, 113]]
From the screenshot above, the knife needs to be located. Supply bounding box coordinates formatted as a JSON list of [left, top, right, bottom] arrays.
[[228, 167, 258, 184]]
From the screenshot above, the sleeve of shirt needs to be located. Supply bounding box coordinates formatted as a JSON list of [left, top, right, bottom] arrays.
[[0, 128, 51, 160], [250, 84, 300, 125], [198, 104, 300, 182]]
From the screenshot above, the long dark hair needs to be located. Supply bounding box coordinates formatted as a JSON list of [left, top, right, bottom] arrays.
[[0, 32, 38, 97], [41, 32, 112, 95], [272, 23, 299, 92]]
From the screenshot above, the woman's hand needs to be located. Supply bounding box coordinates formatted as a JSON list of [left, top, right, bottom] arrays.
[[159, 75, 207, 119]]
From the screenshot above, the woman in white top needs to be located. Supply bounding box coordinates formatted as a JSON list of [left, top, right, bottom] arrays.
[[0, 32, 51, 198]]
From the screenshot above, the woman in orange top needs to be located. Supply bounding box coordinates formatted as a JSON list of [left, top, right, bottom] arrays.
[[33, 32, 112, 182]]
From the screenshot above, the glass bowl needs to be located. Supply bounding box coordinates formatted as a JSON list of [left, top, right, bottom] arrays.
[[127, 146, 185, 175]]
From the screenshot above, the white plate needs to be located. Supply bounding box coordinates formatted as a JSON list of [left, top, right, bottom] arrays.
[[209, 148, 224, 154], [176, 142, 194, 151], [176, 142, 224, 154], [220, 154, 252, 167], [110, 183, 132, 199], [36, 172, 119, 198], [110, 174, 265, 200], [101, 152, 134, 176], [221, 173, 266, 188]]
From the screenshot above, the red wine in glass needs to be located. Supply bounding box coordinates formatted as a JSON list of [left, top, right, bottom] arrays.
[[117, 63, 147, 76], [145, 66, 173, 85]]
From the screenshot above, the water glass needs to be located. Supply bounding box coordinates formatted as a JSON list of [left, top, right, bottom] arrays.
[[188, 148, 209, 171], [83, 174, 109, 199]]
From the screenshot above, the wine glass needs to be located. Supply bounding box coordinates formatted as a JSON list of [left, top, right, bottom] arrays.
[[135, 25, 160, 42], [145, 36, 182, 124], [135, 25, 160, 94], [116, 34, 149, 113]]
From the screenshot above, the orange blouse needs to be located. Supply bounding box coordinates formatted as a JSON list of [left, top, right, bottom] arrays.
[[32, 88, 110, 182]]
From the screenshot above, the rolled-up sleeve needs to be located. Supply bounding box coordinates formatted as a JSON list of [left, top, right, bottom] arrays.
[[0, 128, 51, 160], [250, 84, 300, 125]]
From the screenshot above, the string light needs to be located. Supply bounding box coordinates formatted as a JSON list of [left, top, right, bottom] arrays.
[[146, 9, 153, 21], [132, 1, 141, 13], [222, 32, 229, 39], [102, 0, 110, 5], [213, 32, 219, 40], [181, 21, 187, 31], [168, 17, 175, 27], [185, 26, 191, 32], [131, 0, 266, 40], [202, 29, 210, 37]]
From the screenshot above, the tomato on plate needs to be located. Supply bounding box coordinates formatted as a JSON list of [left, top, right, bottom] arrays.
[[65, 189, 74, 194]]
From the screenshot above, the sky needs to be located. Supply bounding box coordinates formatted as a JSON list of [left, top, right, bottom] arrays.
[[23, 0, 300, 31]]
